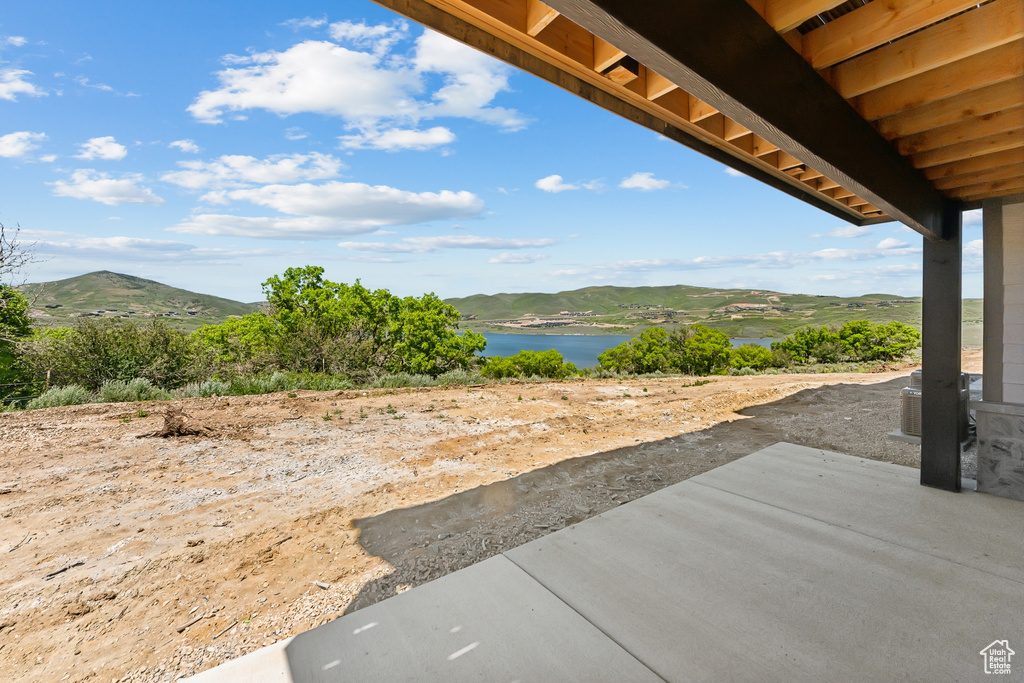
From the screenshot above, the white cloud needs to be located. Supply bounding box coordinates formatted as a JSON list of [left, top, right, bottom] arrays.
[[285, 127, 308, 140], [189, 40, 420, 124], [227, 181, 484, 223], [162, 152, 343, 190], [963, 208, 982, 226], [171, 182, 485, 239], [827, 225, 872, 238], [188, 26, 525, 137], [723, 167, 746, 178], [39, 154, 57, 163], [876, 237, 909, 250], [75, 136, 127, 160], [169, 139, 200, 153], [32, 233, 276, 263], [338, 234, 556, 253], [964, 238, 984, 272], [4, 36, 28, 47], [281, 16, 327, 30], [0, 68, 45, 100], [74, 75, 113, 92], [328, 21, 407, 55], [51, 169, 164, 206], [489, 252, 547, 264], [339, 126, 455, 151], [0, 131, 46, 157], [535, 174, 578, 193], [619, 172, 670, 191]]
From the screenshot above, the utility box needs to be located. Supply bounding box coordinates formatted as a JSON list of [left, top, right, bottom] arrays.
[[899, 372, 971, 442]]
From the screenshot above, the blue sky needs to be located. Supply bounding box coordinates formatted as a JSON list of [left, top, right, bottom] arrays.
[[0, 1, 982, 302]]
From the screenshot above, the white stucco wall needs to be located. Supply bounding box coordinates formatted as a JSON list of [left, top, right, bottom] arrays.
[[1004, 202, 1024, 404]]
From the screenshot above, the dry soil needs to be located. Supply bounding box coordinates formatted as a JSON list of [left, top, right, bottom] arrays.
[[0, 353, 980, 682]]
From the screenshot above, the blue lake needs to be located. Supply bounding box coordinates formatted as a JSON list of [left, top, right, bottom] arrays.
[[480, 334, 779, 368]]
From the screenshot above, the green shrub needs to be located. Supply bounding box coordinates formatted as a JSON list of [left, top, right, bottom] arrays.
[[99, 378, 171, 403], [597, 325, 733, 376], [774, 320, 920, 364], [730, 344, 775, 371], [433, 369, 484, 386], [772, 325, 843, 364], [372, 373, 434, 388], [228, 372, 294, 396], [481, 349, 578, 380], [178, 379, 231, 398], [26, 385, 93, 410], [597, 328, 672, 375], [17, 319, 199, 390]]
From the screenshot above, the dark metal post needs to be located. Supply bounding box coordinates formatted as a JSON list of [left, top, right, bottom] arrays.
[[920, 205, 963, 491]]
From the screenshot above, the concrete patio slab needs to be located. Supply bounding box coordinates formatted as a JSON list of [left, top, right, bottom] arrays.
[[189, 554, 661, 683], [187, 442, 1024, 682], [689, 442, 1024, 581], [506, 448, 1023, 680]]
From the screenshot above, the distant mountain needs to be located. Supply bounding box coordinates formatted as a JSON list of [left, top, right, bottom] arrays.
[[19, 271, 261, 330], [444, 284, 970, 340]]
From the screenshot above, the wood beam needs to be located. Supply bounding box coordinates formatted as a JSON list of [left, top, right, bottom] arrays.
[[895, 107, 1024, 157], [722, 118, 750, 141], [603, 56, 639, 84], [801, 0, 984, 69], [852, 42, 1024, 122], [874, 79, 1024, 141], [832, 187, 855, 200], [920, 205, 962, 491], [687, 95, 718, 123], [933, 162, 1024, 192], [651, 87, 689, 119], [923, 147, 1024, 182], [760, 0, 848, 33], [948, 177, 1024, 201], [645, 69, 677, 99], [800, 168, 823, 182], [827, 0, 1024, 100], [593, 35, 625, 71], [533, 14, 595, 67], [526, 0, 559, 35], [751, 135, 777, 157], [776, 150, 803, 171], [958, 182, 1024, 202], [545, 0, 948, 237], [910, 129, 1024, 170]]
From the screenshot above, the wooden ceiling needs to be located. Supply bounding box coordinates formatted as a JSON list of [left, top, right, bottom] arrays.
[[373, 0, 1024, 229]]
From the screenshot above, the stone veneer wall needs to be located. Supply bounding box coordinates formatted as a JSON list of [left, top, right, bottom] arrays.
[[976, 401, 1024, 502]]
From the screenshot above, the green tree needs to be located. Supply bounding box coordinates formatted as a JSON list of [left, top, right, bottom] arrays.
[[865, 321, 920, 361], [481, 349, 577, 379], [731, 343, 775, 371], [597, 327, 672, 374], [18, 319, 197, 389], [772, 325, 842, 364], [675, 325, 733, 375]]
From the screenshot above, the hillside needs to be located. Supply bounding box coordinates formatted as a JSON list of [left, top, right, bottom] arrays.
[[446, 284, 984, 343], [19, 271, 261, 331]]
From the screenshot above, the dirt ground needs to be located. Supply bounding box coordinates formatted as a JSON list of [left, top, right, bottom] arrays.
[[0, 351, 981, 682]]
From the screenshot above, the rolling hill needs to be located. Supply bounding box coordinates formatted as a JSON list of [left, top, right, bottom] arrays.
[[15, 273, 983, 344], [445, 284, 984, 344], [19, 271, 261, 331]]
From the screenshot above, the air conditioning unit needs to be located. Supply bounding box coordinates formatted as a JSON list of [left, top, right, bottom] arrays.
[[901, 387, 923, 436], [900, 372, 971, 441]]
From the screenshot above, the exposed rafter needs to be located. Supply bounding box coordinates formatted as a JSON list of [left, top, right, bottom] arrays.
[[542, 0, 949, 238]]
